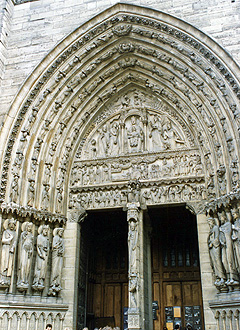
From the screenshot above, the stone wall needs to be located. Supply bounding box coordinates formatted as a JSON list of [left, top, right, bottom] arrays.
[[0, 0, 239, 127]]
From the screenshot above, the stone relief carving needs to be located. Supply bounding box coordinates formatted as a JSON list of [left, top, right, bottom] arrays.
[[71, 152, 204, 188], [126, 116, 144, 153], [1, 14, 239, 204], [0, 219, 17, 287], [32, 225, 50, 291], [81, 99, 190, 160], [69, 181, 205, 210], [48, 227, 64, 296], [17, 221, 34, 291]]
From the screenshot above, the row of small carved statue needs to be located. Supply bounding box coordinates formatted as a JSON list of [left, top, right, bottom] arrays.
[[0, 218, 64, 295], [208, 204, 240, 290]]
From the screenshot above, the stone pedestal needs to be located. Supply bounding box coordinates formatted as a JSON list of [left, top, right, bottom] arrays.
[[209, 292, 240, 330]]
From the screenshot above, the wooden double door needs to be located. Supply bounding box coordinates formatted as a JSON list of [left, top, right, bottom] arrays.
[[81, 207, 204, 330], [153, 281, 203, 330], [150, 206, 204, 330]]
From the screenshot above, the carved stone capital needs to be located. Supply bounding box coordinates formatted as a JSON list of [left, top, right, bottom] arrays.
[[127, 204, 140, 222], [68, 208, 87, 223], [186, 200, 206, 215]]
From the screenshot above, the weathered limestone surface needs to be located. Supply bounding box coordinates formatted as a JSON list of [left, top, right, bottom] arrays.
[[0, 1, 239, 330], [0, 0, 239, 127]]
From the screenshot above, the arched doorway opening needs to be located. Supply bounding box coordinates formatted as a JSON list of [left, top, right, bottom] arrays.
[[78, 205, 204, 330], [149, 206, 204, 330], [79, 209, 128, 329]]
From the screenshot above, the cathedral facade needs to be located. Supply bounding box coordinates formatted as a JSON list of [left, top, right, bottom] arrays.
[[0, 1, 240, 329]]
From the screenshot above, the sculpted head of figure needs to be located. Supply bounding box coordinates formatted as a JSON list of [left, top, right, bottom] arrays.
[[231, 206, 239, 221], [8, 218, 16, 231], [38, 224, 49, 236], [58, 228, 64, 237], [131, 116, 136, 125], [129, 220, 137, 231], [27, 222, 33, 232], [218, 211, 227, 224], [207, 217, 215, 229], [53, 228, 64, 238]]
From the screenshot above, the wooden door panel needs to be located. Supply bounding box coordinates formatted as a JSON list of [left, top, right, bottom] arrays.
[[182, 281, 201, 306], [93, 283, 102, 317], [153, 282, 161, 330], [114, 285, 121, 327], [104, 284, 114, 317], [164, 283, 182, 306], [122, 283, 129, 308]]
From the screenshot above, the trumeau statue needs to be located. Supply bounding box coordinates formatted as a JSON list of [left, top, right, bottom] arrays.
[[48, 227, 64, 296], [128, 218, 139, 310], [17, 221, 34, 291], [32, 225, 50, 291], [0, 219, 17, 287], [128, 219, 139, 274]]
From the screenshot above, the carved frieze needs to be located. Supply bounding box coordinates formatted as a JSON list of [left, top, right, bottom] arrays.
[[71, 151, 204, 187], [69, 180, 205, 210]]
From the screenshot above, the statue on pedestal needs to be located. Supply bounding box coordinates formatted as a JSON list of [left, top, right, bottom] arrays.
[[48, 227, 64, 296], [17, 221, 34, 291], [231, 206, 240, 273], [207, 216, 226, 288], [32, 225, 50, 291], [219, 211, 239, 286], [0, 219, 17, 287]]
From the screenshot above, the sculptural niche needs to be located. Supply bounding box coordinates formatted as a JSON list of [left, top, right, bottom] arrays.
[[48, 227, 64, 296], [0, 219, 17, 287], [32, 225, 50, 291], [17, 222, 34, 291]]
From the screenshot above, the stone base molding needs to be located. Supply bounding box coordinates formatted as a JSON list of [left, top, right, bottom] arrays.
[[0, 294, 68, 330], [209, 293, 240, 330]]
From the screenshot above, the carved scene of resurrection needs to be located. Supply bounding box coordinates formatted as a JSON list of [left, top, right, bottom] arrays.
[[0, 2, 239, 330]]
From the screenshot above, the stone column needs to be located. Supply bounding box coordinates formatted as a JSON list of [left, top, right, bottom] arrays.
[[187, 202, 217, 330], [127, 202, 152, 330], [63, 208, 87, 330], [196, 211, 217, 330]]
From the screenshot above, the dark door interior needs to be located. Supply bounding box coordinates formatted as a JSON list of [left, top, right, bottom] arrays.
[[79, 209, 128, 329], [150, 206, 204, 330]]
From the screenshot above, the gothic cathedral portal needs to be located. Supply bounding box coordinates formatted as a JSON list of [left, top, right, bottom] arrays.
[[0, 3, 240, 330]]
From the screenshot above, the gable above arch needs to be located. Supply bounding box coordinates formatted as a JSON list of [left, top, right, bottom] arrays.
[[0, 3, 239, 216]]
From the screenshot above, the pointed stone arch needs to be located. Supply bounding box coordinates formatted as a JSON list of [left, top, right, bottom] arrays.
[[0, 3, 239, 218], [0, 5, 239, 329]]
